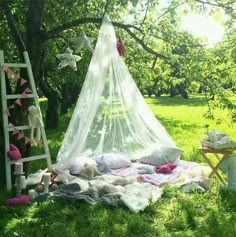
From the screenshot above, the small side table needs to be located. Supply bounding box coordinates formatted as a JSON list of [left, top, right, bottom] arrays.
[[198, 146, 236, 185]]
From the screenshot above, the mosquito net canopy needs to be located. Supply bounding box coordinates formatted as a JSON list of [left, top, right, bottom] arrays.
[[55, 15, 180, 170]]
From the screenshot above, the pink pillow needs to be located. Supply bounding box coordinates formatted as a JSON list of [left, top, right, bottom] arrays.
[[7, 144, 21, 160], [5, 195, 30, 205]]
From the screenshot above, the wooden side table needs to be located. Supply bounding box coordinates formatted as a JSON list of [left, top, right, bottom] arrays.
[[198, 146, 236, 185]]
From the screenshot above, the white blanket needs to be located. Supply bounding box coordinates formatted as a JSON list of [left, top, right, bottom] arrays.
[[71, 174, 163, 213]]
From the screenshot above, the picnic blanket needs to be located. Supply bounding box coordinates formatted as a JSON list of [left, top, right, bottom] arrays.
[[28, 160, 211, 213]]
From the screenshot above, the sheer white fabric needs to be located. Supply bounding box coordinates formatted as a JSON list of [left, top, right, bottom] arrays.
[[55, 15, 179, 170]]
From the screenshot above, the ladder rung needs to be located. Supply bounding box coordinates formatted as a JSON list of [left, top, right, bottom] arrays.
[[3, 63, 29, 68], [7, 125, 30, 131], [9, 154, 49, 164], [6, 94, 37, 99]]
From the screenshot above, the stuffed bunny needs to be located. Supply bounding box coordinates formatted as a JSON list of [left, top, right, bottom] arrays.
[[28, 105, 44, 144]]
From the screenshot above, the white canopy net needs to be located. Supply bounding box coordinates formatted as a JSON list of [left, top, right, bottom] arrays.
[[55, 15, 180, 170]]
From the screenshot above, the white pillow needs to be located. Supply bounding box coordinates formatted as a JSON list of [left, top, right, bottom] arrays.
[[94, 153, 131, 169], [139, 147, 182, 166], [69, 156, 97, 174]]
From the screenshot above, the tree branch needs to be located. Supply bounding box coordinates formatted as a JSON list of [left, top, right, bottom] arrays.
[[45, 17, 170, 62], [194, 0, 236, 8], [155, 2, 185, 22], [140, 0, 151, 28]]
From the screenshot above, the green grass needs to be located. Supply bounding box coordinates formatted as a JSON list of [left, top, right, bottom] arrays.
[[1, 94, 236, 237]]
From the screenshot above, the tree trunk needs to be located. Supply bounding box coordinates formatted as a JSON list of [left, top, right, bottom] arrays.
[[46, 93, 59, 129], [177, 84, 188, 99], [25, 0, 59, 128], [25, 0, 45, 87], [60, 84, 71, 114], [39, 80, 59, 128], [169, 86, 178, 97], [154, 90, 163, 97]]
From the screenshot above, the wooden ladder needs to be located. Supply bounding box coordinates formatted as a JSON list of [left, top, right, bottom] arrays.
[[0, 50, 52, 191]]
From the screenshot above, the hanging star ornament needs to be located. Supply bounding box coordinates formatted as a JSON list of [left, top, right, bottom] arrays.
[[70, 31, 94, 53], [56, 48, 81, 71]]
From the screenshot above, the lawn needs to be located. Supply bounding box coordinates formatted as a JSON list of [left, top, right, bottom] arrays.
[[1, 94, 236, 237]]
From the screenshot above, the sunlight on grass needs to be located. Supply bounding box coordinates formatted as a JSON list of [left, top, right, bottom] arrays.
[[146, 95, 236, 162], [1, 95, 236, 237]]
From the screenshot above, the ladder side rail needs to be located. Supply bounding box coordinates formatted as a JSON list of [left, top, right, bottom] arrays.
[[0, 50, 12, 191]]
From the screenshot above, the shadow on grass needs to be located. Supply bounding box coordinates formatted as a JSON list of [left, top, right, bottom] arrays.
[[145, 94, 208, 107], [1, 199, 161, 237], [155, 114, 203, 134]]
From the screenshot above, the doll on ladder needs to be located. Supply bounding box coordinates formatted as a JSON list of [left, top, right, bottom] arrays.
[[28, 105, 44, 145]]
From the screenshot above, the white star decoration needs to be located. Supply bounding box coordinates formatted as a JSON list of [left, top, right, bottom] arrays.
[[70, 31, 94, 53], [56, 48, 81, 71]]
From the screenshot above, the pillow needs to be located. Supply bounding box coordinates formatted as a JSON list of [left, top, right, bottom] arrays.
[[96, 159, 111, 173], [69, 156, 97, 175], [5, 195, 30, 205], [7, 144, 21, 161], [139, 147, 182, 166], [94, 153, 131, 170]]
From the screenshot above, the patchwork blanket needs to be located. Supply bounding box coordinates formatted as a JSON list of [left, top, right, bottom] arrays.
[[28, 160, 211, 213]]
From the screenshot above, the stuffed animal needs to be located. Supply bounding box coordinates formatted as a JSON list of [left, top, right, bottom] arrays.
[[156, 161, 177, 174], [28, 105, 44, 144], [7, 144, 21, 160], [80, 163, 103, 179]]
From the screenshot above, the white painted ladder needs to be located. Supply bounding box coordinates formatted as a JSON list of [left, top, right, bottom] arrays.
[[0, 50, 52, 191]]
